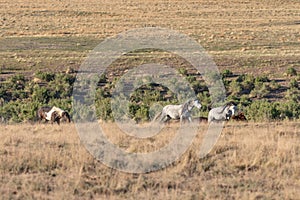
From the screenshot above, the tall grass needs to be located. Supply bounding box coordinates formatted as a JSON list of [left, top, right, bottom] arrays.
[[0, 122, 299, 199]]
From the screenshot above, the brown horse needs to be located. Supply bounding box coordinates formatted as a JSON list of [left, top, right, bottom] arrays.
[[37, 106, 71, 124], [231, 112, 247, 121]]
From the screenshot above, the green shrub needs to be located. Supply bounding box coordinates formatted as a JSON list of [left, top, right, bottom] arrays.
[[285, 87, 300, 102], [255, 75, 270, 83], [134, 104, 150, 122], [285, 67, 297, 76], [186, 75, 196, 84], [239, 95, 252, 106], [235, 74, 255, 94], [95, 98, 113, 121], [289, 79, 298, 89], [32, 85, 50, 104], [250, 82, 270, 98], [34, 71, 55, 82], [221, 69, 233, 78], [229, 80, 242, 95], [1, 68, 299, 123], [191, 80, 207, 94], [197, 91, 211, 110], [269, 80, 280, 90], [0, 100, 42, 122], [278, 101, 300, 120], [178, 67, 187, 75], [245, 100, 280, 121]]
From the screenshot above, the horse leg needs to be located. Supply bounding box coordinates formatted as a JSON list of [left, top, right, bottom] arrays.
[[159, 113, 167, 122], [179, 112, 184, 122]]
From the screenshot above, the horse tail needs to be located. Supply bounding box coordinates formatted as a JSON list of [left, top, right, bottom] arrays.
[[153, 111, 162, 122], [37, 108, 42, 122]]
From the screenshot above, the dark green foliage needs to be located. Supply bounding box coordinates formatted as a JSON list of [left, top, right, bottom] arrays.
[[244, 100, 300, 121], [0, 72, 75, 122], [278, 101, 300, 120], [0, 100, 41, 122], [221, 69, 233, 78], [0, 69, 299, 123], [245, 100, 280, 121], [32, 85, 50, 103], [34, 71, 55, 82]]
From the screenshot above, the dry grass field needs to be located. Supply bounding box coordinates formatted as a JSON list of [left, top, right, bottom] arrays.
[[0, 122, 299, 199], [1, 0, 299, 78], [0, 0, 300, 199]]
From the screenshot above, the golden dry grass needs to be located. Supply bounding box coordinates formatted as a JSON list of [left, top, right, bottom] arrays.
[[0, 121, 299, 199], [0, 0, 299, 199]]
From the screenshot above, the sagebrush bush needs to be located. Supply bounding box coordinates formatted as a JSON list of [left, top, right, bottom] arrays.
[[245, 100, 280, 121], [285, 67, 297, 76], [221, 69, 233, 78], [0, 69, 299, 123]]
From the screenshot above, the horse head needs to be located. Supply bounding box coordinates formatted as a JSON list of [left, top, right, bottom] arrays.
[[61, 111, 71, 123], [228, 104, 238, 116], [37, 106, 52, 122], [184, 99, 201, 111], [193, 99, 202, 109]]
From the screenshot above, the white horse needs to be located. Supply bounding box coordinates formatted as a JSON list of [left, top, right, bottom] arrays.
[[154, 99, 202, 123], [208, 103, 237, 123]]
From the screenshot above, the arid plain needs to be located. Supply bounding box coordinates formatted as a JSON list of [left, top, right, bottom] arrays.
[[0, 0, 299, 199]]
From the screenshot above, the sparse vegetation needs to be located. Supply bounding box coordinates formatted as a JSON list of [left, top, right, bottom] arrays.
[[0, 0, 299, 199], [285, 67, 298, 77], [1, 69, 300, 122]]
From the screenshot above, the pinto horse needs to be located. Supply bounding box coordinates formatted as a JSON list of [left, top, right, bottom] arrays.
[[37, 106, 71, 125]]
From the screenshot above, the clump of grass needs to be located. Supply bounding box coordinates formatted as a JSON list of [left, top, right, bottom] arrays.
[[285, 67, 297, 77]]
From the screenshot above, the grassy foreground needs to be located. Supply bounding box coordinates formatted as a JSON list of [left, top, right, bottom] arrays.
[[0, 122, 299, 199]]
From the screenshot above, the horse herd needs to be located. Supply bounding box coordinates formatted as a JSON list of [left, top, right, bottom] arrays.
[[37, 99, 247, 125], [153, 99, 247, 124]]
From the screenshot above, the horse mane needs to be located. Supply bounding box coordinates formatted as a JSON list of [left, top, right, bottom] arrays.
[[217, 102, 235, 114], [182, 99, 194, 112], [217, 104, 228, 114]]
